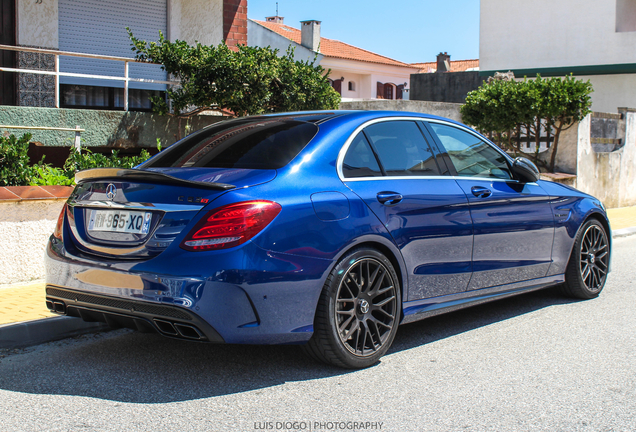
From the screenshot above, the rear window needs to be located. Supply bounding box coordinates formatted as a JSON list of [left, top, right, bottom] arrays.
[[142, 118, 319, 170]]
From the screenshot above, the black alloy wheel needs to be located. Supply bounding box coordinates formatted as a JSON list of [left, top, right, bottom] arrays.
[[335, 257, 397, 356], [579, 223, 609, 291], [562, 219, 610, 299], [303, 248, 400, 368]]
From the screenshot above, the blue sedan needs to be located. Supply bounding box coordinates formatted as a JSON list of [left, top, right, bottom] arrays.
[[45, 111, 611, 368]]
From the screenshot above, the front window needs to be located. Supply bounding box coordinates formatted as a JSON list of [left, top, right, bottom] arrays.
[[429, 123, 512, 180]]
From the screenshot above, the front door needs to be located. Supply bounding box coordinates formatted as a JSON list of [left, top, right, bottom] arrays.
[[341, 119, 474, 300], [426, 122, 555, 290]]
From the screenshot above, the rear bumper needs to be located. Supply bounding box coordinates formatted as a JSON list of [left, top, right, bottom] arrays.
[[46, 286, 225, 342], [45, 235, 333, 344]]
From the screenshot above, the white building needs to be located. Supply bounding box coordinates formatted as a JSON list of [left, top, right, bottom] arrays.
[[480, 0, 636, 112], [0, 0, 247, 109], [248, 16, 419, 100]]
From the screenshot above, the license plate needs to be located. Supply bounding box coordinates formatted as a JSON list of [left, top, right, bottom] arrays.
[[88, 209, 152, 234]]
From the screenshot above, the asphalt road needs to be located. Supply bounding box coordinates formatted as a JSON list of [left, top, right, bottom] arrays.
[[1, 236, 635, 432]]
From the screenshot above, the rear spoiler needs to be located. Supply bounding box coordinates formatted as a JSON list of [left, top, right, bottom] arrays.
[[75, 168, 236, 190]]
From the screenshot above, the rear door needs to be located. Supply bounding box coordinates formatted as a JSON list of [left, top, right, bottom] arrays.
[[340, 119, 473, 300], [425, 121, 555, 290]]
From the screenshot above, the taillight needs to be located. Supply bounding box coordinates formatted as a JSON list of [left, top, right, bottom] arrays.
[[180, 201, 282, 251], [53, 203, 67, 240]]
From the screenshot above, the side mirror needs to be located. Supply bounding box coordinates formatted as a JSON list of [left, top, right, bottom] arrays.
[[511, 157, 540, 183]]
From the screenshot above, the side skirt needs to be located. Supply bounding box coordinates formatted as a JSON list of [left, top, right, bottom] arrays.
[[401, 275, 565, 325]]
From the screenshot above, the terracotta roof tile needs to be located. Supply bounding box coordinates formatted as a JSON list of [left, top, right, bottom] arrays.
[[411, 59, 480, 73], [254, 20, 416, 68]]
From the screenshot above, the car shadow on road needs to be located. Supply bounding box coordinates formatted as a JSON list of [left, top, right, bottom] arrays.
[[0, 286, 580, 403]]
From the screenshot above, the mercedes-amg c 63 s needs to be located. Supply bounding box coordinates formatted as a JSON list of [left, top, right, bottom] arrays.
[[45, 111, 611, 368]]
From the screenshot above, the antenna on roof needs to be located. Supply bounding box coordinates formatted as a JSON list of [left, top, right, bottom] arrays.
[[276, 2, 278, 16]]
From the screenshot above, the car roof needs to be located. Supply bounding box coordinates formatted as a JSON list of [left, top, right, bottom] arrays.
[[257, 110, 466, 128]]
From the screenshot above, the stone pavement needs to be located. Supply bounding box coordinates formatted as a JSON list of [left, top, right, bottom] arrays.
[[0, 281, 53, 326], [1, 205, 636, 347], [606, 207, 636, 230]]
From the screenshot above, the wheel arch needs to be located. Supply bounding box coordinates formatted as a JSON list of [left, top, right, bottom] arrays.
[[328, 235, 408, 321], [584, 210, 612, 271], [564, 209, 612, 274]]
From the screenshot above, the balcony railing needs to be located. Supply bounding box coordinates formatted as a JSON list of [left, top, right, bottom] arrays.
[[0, 44, 176, 111]]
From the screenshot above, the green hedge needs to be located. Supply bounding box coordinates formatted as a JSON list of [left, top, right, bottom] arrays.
[[0, 133, 151, 187]]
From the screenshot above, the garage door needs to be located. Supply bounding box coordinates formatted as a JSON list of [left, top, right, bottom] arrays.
[[58, 0, 166, 90]]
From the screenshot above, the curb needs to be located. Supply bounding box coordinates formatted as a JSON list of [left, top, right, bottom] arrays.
[[612, 227, 636, 238], [0, 316, 109, 350]]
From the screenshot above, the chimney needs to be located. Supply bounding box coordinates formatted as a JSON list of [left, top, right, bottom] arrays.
[[436, 52, 450, 73], [300, 20, 321, 52], [266, 16, 284, 24]]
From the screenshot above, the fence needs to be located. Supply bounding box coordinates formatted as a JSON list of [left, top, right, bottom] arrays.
[[0, 44, 176, 111], [0, 124, 84, 149]]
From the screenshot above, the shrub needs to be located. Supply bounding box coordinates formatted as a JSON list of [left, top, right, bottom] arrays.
[[128, 30, 341, 118], [31, 165, 75, 186], [63, 147, 151, 175], [461, 74, 592, 172], [1, 131, 153, 186], [0, 133, 37, 186]]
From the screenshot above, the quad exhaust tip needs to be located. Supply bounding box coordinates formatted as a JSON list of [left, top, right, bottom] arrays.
[[45, 297, 206, 341], [46, 299, 66, 314], [153, 319, 204, 340]]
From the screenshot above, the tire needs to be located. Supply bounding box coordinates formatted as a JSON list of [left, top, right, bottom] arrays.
[[561, 219, 610, 299], [302, 248, 401, 369]]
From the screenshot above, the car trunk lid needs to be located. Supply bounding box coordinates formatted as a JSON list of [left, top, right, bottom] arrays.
[[65, 167, 276, 259]]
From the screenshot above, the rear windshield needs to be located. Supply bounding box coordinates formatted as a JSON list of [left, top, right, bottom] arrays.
[[142, 118, 319, 170]]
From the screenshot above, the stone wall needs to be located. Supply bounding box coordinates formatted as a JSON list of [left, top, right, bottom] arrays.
[[339, 99, 463, 122], [0, 106, 225, 148], [575, 112, 636, 208], [541, 110, 636, 209]]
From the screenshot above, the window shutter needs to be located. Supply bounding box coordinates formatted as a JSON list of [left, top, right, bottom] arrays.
[[58, 0, 167, 90], [396, 85, 404, 100], [332, 78, 342, 95], [384, 83, 393, 100], [376, 82, 384, 99]]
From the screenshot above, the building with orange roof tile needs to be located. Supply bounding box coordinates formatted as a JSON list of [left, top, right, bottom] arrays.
[[411, 59, 480, 74], [248, 17, 420, 100]]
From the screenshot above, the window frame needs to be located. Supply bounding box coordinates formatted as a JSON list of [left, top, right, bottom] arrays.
[[422, 120, 516, 182], [338, 117, 517, 183], [337, 117, 457, 181]]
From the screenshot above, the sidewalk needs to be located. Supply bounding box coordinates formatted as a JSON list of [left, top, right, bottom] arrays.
[[2, 206, 636, 348]]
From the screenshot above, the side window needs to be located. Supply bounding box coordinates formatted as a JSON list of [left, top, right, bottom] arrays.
[[342, 133, 382, 178], [429, 123, 512, 180], [363, 121, 441, 176]]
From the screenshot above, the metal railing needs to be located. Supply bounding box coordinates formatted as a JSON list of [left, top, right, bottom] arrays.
[[0, 44, 176, 111], [0, 125, 85, 149]]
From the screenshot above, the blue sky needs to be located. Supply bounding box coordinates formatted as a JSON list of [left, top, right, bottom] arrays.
[[248, 1, 480, 64]]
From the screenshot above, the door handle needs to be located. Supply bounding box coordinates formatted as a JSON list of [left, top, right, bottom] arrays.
[[377, 192, 403, 206], [471, 186, 492, 198]]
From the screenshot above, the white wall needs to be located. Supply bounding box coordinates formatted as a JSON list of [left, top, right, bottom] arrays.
[[248, 20, 323, 63], [578, 74, 636, 112], [481, 0, 636, 71], [17, 0, 59, 48], [168, 0, 223, 46], [0, 201, 63, 285], [574, 112, 636, 208], [16, 0, 224, 50], [321, 57, 417, 99]]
